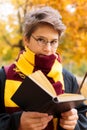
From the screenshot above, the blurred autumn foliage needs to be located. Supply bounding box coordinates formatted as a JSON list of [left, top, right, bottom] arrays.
[[0, 0, 87, 76]]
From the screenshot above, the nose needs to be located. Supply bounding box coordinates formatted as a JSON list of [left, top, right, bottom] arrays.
[[44, 42, 51, 49], [43, 43, 52, 54]]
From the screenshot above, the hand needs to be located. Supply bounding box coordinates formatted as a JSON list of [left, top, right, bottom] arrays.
[[18, 111, 53, 130], [59, 109, 78, 130]]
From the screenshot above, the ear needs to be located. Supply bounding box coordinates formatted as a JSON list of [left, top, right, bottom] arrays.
[[23, 36, 29, 47]]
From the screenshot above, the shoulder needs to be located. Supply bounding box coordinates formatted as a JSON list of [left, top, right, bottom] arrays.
[[0, 67, 6, 83], [62, 68, 75, 80], [0, 64, 16, 81], [62, 68, 79, 93]]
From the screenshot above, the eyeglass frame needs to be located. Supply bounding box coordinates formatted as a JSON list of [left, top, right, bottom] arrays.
[[31, 35, 59, 48]]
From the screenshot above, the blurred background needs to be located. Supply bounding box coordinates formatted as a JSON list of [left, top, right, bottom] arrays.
[[0, 0, 87, 99]]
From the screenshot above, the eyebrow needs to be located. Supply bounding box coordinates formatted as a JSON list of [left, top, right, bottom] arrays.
[[36, 35, 58, 40]]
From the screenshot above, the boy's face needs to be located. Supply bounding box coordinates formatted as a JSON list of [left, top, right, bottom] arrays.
[[24, 23, 59, 56]]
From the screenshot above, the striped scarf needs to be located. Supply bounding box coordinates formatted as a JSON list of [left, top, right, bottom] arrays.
[[15, 47, 64, 95], [5, 47, 65, 130]]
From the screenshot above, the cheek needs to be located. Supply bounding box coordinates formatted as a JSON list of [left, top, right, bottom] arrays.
[[52, 49, 57, 54], [28, 44, 41, 54]]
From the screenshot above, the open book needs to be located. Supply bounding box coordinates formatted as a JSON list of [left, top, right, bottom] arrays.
[[11, 70, 86, 117]]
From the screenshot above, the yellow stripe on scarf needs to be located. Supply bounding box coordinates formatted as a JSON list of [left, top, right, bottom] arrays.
[[47, 59, 64, 90], [4, 80, 21, 107], [15, 46, 35, 76]]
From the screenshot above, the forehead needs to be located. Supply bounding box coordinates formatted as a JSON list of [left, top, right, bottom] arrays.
[[33, 23, 59, 36]]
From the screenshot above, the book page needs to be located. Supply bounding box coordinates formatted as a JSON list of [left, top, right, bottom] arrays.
[[29, 70, 57, 97], [57, 93, 85, 102], [29, 70, 85, 103]]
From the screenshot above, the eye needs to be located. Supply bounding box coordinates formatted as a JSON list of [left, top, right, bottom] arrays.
[[51, 40, 58, 45], [37, 38, 46, 44]]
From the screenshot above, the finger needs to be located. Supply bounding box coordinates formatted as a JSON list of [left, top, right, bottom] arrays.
[[60, 123, 76, 130], [60, 118, 78, 130], [26, 114, 53, 123], [61, 113, 78, 121], [25, 111, 49, 118], [20, 112, 53, 130], [22, 114, 53, 129], [30, 120, 48, 129], [25, 117, 50, 129], [30, 115, 53, 124], [60, 118, 77, 125], [61, 109, 77, 117]]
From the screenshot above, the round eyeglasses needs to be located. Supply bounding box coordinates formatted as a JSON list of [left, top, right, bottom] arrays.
[[31, 35, 58, 48]]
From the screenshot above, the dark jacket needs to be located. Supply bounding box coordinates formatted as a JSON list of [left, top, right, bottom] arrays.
[[0, 67, 87, 130]]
